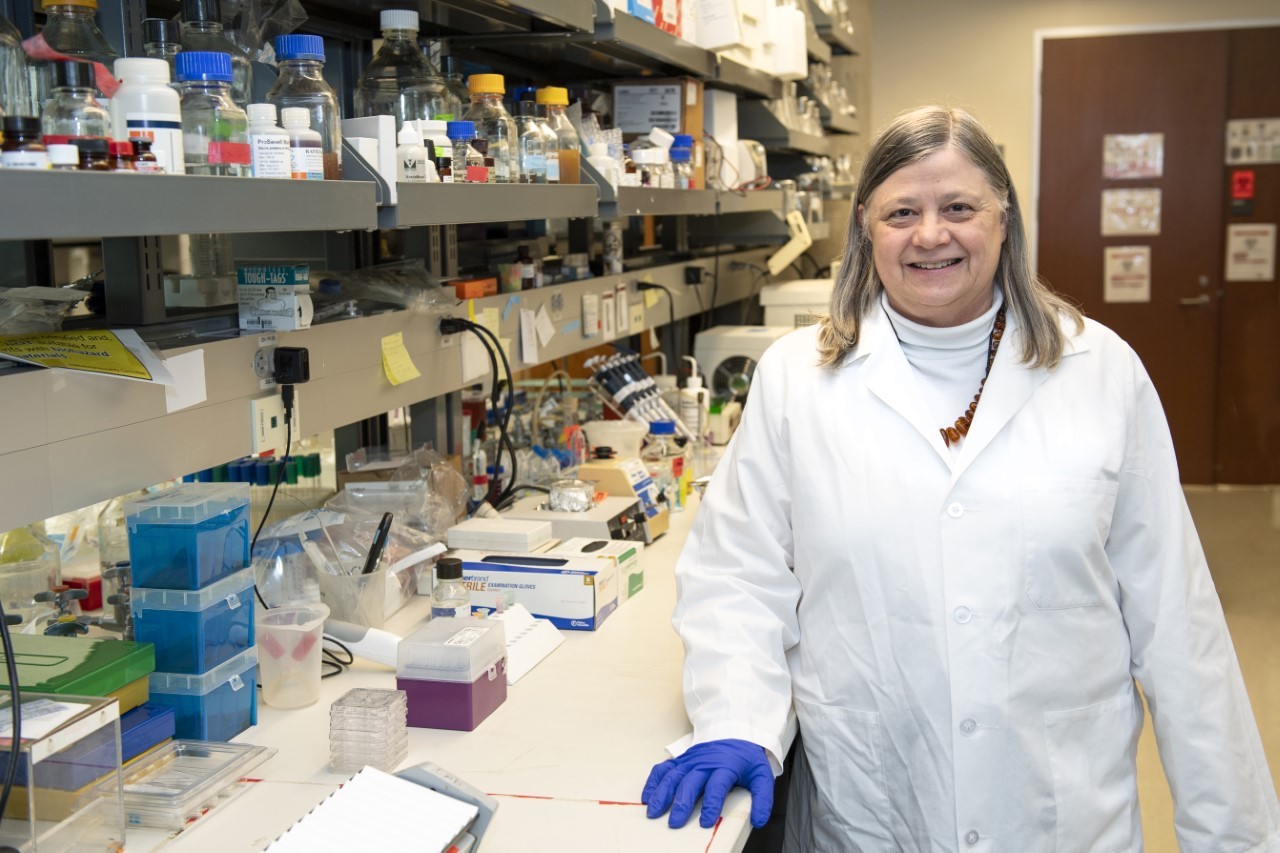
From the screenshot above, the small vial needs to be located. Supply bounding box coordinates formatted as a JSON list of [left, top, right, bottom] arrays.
[[108, 139, 135, 171], [446, 120, 485, 183], [246, 102, 291, 179], [517, 245, 538, 290], [132, 138, 163, 173], [47, 144, 81, 170], [431, 557, 470, 619], [515, 100, 546, 184], [72, 137, 112, 170], [395, 122, 429, 182], [0, 116, 50, 169], [281, 106, 323, 180]]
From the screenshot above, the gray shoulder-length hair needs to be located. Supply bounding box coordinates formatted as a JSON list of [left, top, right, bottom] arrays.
[[817, 105, 1082, 368]]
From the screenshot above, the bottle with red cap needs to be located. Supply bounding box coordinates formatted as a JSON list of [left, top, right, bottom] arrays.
[[108, 139, 135, 171]]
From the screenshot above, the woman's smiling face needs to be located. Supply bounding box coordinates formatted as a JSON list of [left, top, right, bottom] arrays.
[[861, 146, 1008, 327]]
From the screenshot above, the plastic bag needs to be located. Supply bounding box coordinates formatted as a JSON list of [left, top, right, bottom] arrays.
[[0, 287, 86, 333], [312, 259, 452, 315], [223, 0, 308, 60]]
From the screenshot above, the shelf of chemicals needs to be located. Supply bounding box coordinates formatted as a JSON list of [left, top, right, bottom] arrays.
[[377, 182, 600, 228], [808, 2, 859, 55], [717, 188, 788, 215], [711, 57, 783, 100], [0, 171, 378, 241]]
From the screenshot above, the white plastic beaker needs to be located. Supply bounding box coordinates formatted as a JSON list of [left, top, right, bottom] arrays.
[[256, 602, 329, 709]]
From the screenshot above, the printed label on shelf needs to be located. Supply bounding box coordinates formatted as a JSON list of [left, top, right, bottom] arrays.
[[614, 84, 683, 133], [207, 141, 252, 166], [250, 135, 291, 179]]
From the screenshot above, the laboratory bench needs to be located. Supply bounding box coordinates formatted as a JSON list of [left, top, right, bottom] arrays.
[[123, 493, 753, 852]]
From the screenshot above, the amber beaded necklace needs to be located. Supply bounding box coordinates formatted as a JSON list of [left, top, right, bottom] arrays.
[[940, 306, 1005, 447]]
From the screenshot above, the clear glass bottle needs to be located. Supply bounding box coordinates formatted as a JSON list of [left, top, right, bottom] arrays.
[[446, 119, 485, 183], [41, 60, 110, 142], [179, 0, 251, 109], [0, 523, 62, 627], [0, 11, 31, 118], [642, 420, 680, 511], [175, 51, 248, 176], [515, 100, 547, 184], [267, 34, 342, 179], [353, 9, 447, 130], [33, 0, 117, 114], [463, 74, 517, 183], [141, 17, 182, 81], [281, 107, 322, 180], [430, 557, 469, 619], [437, 55, 467, 122], [671, 145, 694, 189], [535, 86, 580, 184]]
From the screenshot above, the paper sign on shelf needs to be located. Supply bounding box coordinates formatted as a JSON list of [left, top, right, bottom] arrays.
[[461, 334, 489, 383], [381, 332, 421, 385], [1103, 246, 1152, 303], [601, 292, 616, 339], [582, 294, 599, 338], [520, 309, 539, 365], [1101, 188, 1161, 236], [0, 328, 175, 384], [479, 307, 501, 339], [615, 284, 629, 334], [643, 289, 661, 309], [534, 305, 556, 348], [163, 350, 207, 413], [629, 303, 646, 332]]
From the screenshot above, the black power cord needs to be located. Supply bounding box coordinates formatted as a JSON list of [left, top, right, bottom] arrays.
[[636, 282, 676, 329], [442, 318, 518, 507], [0, 601, 23, 846], [250, 355, 306, 610]]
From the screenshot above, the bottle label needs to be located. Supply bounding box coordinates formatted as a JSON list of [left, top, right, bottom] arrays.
[[432, 605, 470, 620], [208, 141, 252, 166], [134, 160, 165, 174], [126, 113, 184, 174], [399, 156, 426, 183], [0, 151, 50, 170], [465, 165, 489, 183], [250, 134, 291, 179], [290, 145, 323, 180], [546, 151, 561, 182], [524, 153, 546, 175]]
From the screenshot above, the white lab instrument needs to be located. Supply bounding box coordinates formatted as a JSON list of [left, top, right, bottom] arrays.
[[693, 324, 790, 403], [759, 278, 835, 328]]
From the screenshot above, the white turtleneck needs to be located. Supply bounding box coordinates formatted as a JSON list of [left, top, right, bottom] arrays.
[[880, 288, 1005, 453]]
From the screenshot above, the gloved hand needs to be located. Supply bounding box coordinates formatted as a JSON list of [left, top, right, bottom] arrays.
[[641, 739, 774, 829]]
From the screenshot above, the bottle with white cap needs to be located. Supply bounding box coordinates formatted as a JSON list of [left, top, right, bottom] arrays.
[[680, 355, 710, 443], [111, 57, 184, 174], [353, 9, 448, 129], [281, 107, 323, 180], [246, 103, 290, 179], [395, 122, 429, 183]]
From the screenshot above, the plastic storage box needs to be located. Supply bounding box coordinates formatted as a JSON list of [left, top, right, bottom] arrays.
[[131, 568, 256, 674], [0, 635, 155, 708], [126, 484, 250, 590], [119, 703, 176, 764], [396, 618, 506, 731], [147, 649, 258, 741], [0, 693, 125, 851]]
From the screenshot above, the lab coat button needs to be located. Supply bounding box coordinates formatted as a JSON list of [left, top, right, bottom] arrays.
[[959, 718, 977, 735], [947, 502, 964, 518], [953, 606, 972, 624], [965, 830, 980, 846]]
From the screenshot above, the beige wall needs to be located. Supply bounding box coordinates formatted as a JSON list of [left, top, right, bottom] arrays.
[[869, 0, 1279, 242]]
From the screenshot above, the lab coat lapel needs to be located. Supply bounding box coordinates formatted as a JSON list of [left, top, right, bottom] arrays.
[[950, 313, 1089, 482], [855, 308, 953, 468]]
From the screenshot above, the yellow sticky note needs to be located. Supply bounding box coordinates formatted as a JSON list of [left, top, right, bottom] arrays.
[[643, 289, 661, 309], [468, 299, 476, 322], [381, 331, 421, 385], [481, 307, 501, 338]]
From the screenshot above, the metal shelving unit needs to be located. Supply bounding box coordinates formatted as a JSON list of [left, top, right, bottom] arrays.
[[712, 57, 784, 100], [738, 101, 832, 155], [806, 25, 833, 63], [0, 171, 378, 240], [808, 1, 859, 55], [604, 187, 718, 218], [378, 183, 599, 228], [717, 189, 788, 215]]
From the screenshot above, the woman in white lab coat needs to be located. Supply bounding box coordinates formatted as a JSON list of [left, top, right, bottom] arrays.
[[642, 106, 1280, 851]]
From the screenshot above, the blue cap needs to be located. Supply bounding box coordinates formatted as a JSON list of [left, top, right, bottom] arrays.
[[650, 420, 677, 435], [175, 51, 233, 83], [669, 147, 691, 162], [446, 120, 475, 140], [275, 34, 325, 61], [672, 134, 694, 148]]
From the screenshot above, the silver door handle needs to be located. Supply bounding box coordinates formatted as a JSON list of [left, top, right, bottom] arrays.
[[1179, 294, 1211, 306]]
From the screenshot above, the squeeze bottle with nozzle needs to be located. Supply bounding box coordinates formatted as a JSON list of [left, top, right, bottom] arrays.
[[680, 355, 710, 442]]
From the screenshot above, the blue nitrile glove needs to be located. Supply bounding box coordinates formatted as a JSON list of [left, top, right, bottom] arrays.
[[641, 739, 774, 829]]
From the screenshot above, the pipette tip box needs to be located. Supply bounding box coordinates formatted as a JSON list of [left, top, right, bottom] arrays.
[[126, 483, 251, 590], [131, 568, 256, 675], [147, 648, 258, 742], [396, 619, 506, 731]]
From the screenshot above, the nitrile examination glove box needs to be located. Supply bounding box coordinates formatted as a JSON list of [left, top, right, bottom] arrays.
[[450, 550, 618, 631]]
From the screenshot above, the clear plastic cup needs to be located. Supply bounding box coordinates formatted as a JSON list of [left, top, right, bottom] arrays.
[[256, 602, 329, 709]]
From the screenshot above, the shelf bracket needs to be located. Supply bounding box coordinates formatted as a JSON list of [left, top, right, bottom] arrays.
[[102, 235, 167, 325]]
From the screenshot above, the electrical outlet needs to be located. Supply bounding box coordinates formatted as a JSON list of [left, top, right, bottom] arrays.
[[250, 394, 288, 453]]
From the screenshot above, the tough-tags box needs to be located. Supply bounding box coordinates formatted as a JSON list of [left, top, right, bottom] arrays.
[[450, 549, 618, 631]]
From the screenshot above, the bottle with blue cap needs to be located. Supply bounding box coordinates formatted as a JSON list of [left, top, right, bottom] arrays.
[[175, 50, 249, 176], [179, 0, 251, 108], [266, 34, 342, 179], [447, 120, 485, 183]]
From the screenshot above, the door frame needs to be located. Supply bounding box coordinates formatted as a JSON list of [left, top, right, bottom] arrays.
[[1028, 17, 1280, 268]]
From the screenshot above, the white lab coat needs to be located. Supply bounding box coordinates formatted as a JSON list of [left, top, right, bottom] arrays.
[[673, 308, 1280, 852]]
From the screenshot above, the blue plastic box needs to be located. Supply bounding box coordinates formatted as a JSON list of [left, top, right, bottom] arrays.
[[148, 649, 258, 742], [126, 484, 250, 590], [131, 568, 256, 675]]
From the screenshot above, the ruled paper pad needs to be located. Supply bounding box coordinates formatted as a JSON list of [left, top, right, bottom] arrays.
[[267, 766, 479, 852]]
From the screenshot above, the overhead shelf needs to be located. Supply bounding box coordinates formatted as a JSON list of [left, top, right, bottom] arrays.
[[300, 0, 595, 35], [0, 171, 377, 240], [378, 182, 599, 228], [711, 57, 783, 100], [605, 187, 718, 217], [808, 2, 859, 55], [434, 0, 598, 32], [806, 25, 833, 63], [738, 101, 832, 155], [717, 189, 787, 215], [821, 104, 858, 134]]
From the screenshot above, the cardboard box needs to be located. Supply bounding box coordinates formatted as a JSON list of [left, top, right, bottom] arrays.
[[613, 77, 705, 189], [654, 0, 680, 36], [546, 538, 645, 602], [451, 277, 498, 299], [451, 549, 618, 631]]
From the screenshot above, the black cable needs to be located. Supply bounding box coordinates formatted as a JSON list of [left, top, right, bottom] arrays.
[[637, 282, 676, 329], [251, 386, 295, 609], [493, 484, 551, 512], [454, 320, 518, 506], [707, 207, 722, 330], [0, 600, 23, 831], [321, 636, 354, 679]]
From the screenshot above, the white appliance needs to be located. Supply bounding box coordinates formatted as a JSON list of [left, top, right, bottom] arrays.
[[759, 278, 835, 328], [693, 325, 791, 403]]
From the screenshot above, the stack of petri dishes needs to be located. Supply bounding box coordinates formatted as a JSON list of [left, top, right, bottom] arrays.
[[329, 687, 408, 773]]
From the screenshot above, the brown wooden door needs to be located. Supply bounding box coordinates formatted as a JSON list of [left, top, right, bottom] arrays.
[[1215, 27, 1280, 483], [1038, 31, 1229, 484]]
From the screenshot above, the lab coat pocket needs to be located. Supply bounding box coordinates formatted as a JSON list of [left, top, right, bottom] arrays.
[[793, 699, 894, 852], [1021, 478, 1119, 609], [1044, 690, 1141, 853]]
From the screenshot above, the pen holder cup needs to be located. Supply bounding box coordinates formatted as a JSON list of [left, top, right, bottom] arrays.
[[316, 569, 386, 628], [256, 602, 330, 709]]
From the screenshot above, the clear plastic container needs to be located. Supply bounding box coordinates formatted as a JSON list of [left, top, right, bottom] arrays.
[[642, 420, 680, 510], [125, 482, 250, 590], [396, 617, 507, 731], [256, 601, 328, 709], [353, 9, 447, 130], [535, 86, 580, 184], [179, 0, 251, 109], [39, 0, 116, 62], [267, 34, 342, 179], [141, 17, 182, 81], [131, 567, 256, 675], [0, 12, 31, 118], [430, 557, 469, 618], [447, 119, 485, 183], [463, 74, 517, 183], [175, 51, 250, 176], [671, 145, 694, 189], [515, 100, 547, 184], [41, 60, 110, 141], [0, 525, 61, 626], [147, 648, 259, 741]]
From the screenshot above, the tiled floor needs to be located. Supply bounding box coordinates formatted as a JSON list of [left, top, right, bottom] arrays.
[[1137, 486, 1280, 849]]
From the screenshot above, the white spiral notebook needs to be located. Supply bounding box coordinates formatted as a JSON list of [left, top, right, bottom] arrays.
[[267, 766, 479, 852]]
